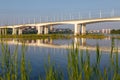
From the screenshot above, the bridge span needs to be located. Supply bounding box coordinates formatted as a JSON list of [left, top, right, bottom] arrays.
[[0, 17, 120, 35]]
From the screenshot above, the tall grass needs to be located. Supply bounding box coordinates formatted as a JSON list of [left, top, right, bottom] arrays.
[[0, 40, 31, 80], [67, 40, 120, 80], [0, 38, 120, 80]]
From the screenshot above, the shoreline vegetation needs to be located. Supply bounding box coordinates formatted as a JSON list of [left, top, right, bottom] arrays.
[[0, 39, 120, 80], [0, 34, 107, 39], [111, 29, 120, 34]]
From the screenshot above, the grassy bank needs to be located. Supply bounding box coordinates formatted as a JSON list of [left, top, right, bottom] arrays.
[[75, 34, 106, 39], [0, 34, 106, 39], [0, 34, 71, 39]]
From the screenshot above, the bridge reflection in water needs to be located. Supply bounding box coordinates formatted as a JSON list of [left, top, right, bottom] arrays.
[[0, 37, 119, 52]]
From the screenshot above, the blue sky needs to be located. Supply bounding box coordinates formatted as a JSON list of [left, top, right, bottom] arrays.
[[0, 0, 120, 16], [0, 0, 120, 29]]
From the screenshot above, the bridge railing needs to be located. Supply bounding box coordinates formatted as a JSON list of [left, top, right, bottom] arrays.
[[0, 9, 120, 26]]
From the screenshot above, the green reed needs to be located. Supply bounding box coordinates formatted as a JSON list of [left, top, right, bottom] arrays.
[[39, 55, 63, 80], [0, 40, 31, 80], [0, 38, 120, 80], [67, 39, 120, 80]]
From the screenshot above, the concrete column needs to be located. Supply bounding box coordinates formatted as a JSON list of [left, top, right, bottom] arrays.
[[18, 28, 22, 35], [37, 26, 40, 34], [12, 28, 17, 35], [40, 27, 43, 34], [74, 24, 80, 36], [49, 25, 53, 32], [0, 29, 1, 35], [44, 27, 48, 34], [2, 29, 5, 35], [4, 28, 7, 35], [77, 25, 81, 34], [81, 24, 86, 35], [37, 26, 43, 34]]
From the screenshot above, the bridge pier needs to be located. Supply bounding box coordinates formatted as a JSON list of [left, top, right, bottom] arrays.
[[74, 24, 81, 36], [12, 28, 17, 35], [37, 26, 43, 34], [0, 29, 1, 35], [44, 27, 49, 34], [81, 24, 86, 35], [37, 26, 40, 34], [49, 25, 53, 32], [18, 28, 22, 35], [4, 28, 7, 35], [40, 27, 43, 34], [2, 29, 5, 35]]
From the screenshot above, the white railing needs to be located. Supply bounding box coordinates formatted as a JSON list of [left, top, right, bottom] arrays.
[[0, 9, 120, 26]]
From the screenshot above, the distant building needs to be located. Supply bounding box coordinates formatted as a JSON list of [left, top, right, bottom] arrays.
[[88, 29, 111, 34]]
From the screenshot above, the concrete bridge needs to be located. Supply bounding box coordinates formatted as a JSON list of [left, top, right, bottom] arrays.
[[0, 17, 120, 35]]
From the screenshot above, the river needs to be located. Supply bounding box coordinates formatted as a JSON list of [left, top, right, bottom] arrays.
[[0, 37, 120, 80]]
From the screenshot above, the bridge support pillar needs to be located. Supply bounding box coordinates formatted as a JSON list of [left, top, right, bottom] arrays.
[[44, 27, 48, 34], [49, 25, 53, 32], [18, 29, 22, 35], [0, 29, 2, 35], [37, 26, 43, 34], [2, 29, 5, 35], [81, 24, 86, 35], [12, 28, 17, 35], [74, 24, 81, 36], [2, 28, 7, 35], [40, 27, 43, 34]]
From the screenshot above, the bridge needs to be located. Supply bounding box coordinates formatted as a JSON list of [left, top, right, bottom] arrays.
[[0, 17, 120, 35]]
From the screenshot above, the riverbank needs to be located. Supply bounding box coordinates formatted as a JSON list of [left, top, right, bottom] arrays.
[[75, 34, 106, 39], [0, 34, 107, 39], [0, 34, 71, 39]]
